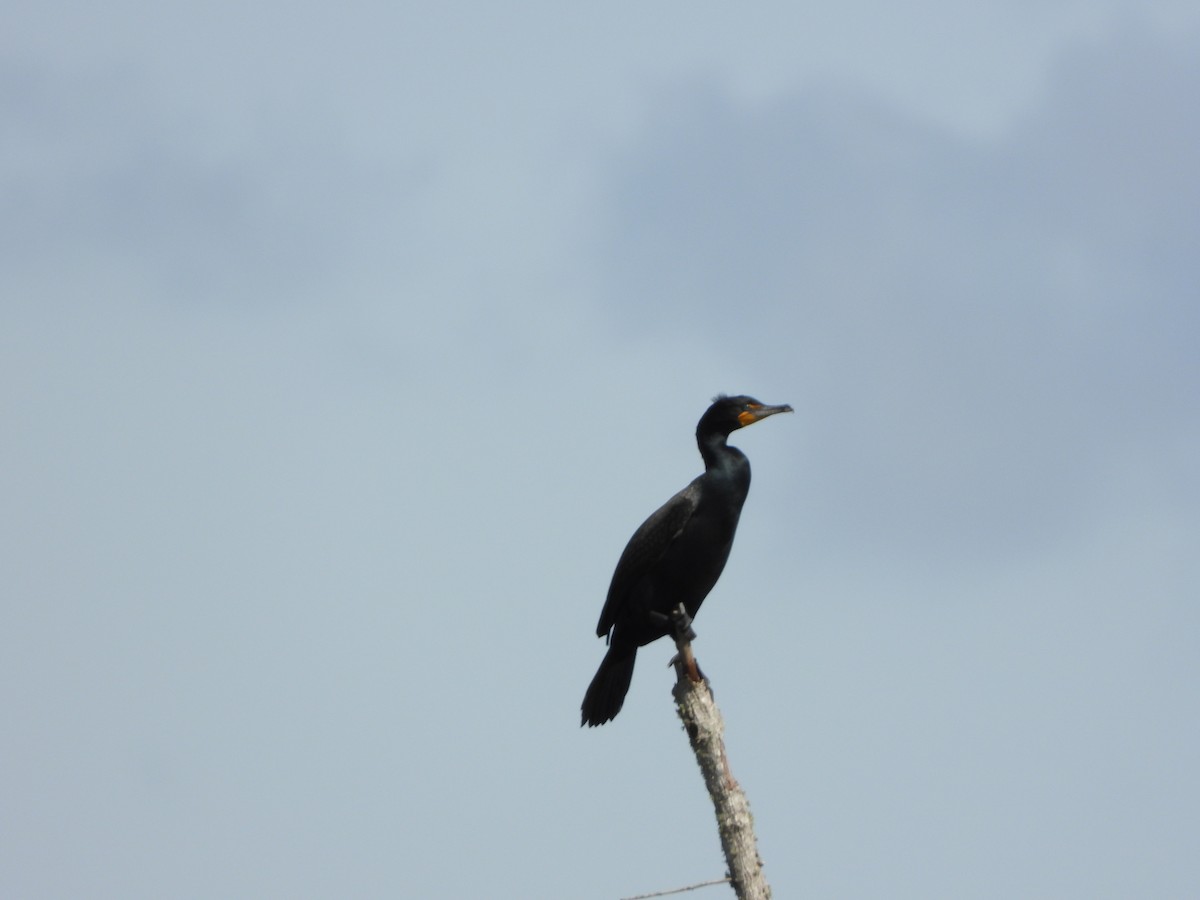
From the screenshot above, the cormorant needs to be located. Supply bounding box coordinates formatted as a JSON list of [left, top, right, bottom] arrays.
[[581, 394, 792, 727]]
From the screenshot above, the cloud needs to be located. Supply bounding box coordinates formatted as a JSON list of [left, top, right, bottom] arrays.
[[3, 13, 1197, 898], [0, 61, 431, 308], [596, 27, 1200, 562]]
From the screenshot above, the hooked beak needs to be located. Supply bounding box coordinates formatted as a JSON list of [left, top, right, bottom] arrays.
[[738, 403, 794, 427]]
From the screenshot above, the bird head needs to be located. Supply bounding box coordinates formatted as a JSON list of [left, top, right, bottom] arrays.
[[699, 394, 793, 437]]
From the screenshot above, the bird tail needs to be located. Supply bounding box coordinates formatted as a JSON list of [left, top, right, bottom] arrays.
[[581, 643, 637, 727]]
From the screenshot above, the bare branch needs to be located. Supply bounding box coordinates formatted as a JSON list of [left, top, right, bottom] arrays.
[[669, 604, 772, 900]]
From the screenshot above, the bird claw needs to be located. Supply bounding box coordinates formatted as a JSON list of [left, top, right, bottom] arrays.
[[668, 603, 697, 643], [649, 604, 697, 642]]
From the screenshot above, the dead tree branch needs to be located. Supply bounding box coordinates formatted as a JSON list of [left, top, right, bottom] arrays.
[[669, 604, 772, 900]]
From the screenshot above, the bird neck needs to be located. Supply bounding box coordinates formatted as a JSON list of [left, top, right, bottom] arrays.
[[697, 431, 747, 476]]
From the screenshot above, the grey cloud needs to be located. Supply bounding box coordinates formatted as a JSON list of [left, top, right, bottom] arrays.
[[598, 29, 1199, 561], [0, 62, 429, 306]]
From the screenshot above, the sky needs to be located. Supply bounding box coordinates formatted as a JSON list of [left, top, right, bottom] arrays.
[[2, 2, 1198, 898]]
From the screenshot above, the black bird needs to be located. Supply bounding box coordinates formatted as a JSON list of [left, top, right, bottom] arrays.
[[581, 394, 792, 726]]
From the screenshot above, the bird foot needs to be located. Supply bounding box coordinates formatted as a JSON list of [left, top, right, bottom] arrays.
[[668, 603, 697, 644], [666, 603, 703, 683], [647, 606, 698, 643]]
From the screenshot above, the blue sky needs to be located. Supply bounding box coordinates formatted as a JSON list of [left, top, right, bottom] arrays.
[[3, 3, 1198, 898]]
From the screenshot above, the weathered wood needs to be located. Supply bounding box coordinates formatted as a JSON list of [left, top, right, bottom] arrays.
[[670, 608, 772, 900]]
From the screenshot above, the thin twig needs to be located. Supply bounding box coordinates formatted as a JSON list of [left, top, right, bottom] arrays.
[[620, 876, 732, 899]]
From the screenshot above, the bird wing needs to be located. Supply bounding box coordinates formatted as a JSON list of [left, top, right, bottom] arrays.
[[595, 479, 701, 638]]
